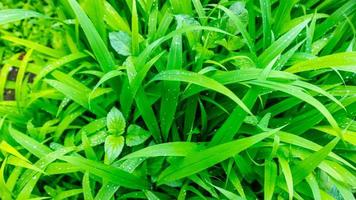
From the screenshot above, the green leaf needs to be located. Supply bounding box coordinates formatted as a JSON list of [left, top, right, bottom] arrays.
[[126, 124, 151, 147], [158, 129, 277, 184], [104, 135, 124, 164], [109, 31, 131, 56], [106, 107, 126, 135], [227, 2, 249, 31], [314, 0, 356, 39]]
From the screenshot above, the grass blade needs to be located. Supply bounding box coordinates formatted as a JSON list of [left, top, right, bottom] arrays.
[[158, 129, 277, 184], [259, 0, 272, 49], [2, 35, 65, 58], [258, 19, 309, 67], [0, 9, 43, 25], [285, 52, 356, 73], [152, 70, 253, 116], [160, 31, 182, 140], [60, 155, 148, 189], [122, 142, 198, 160], [67, 0, 115, 72], [291, 137, 340, 185], [264, 160, 277, 200], [278, 156, 294, 200], [82, 172, 94, 200]]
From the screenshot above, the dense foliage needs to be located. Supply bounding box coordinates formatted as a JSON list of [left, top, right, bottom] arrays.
[[0, 0, 355, 199]]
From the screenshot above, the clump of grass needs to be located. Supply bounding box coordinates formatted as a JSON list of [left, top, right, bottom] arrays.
[[0, 0, 355, 199]]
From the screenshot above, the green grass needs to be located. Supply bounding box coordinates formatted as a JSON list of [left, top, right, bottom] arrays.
[[0, 0, 355, 199]]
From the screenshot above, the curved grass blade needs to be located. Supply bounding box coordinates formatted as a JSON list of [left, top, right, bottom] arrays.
[[121, 142, 199, 160], [54, 189, 83, 199], [0, 158, 12, 200], [45, 71, 106, 116], [33, 52, 88, 85], [273, 0, 296, 35], [209, 88, 260, 146], [291, 137, 340, 185], [8, 126, 51, 158], [248, 80, 340, 131], [104, 2, 130, 33], [259, 0, 272, 49], [137, 26, 235, 67], [0, 9, 43, 25], [160, 32, 182, 140], [60, 155, 148, 189], [82, 0, 106, 41], [6, 156, 44, 173], [305, 174, 321, 200], [211, 184, 243, 200], [279, 131, 354, 170], [67, 0, 115, 72], [264, 159, 277, 200], [15, 49, 33, 110], [314, 0, 356, 39], [2, 35, 66, 58], [292, 80, 344, 109], [158, 129, 277, 184], [152, 70, 253, 116], [83, 172, 94, 200], [285, 52, 356, 73], [131, 0, 139, 56], [144, 190, 160, 200], [215, 4, 255, 54], [0, 140, 28, 161], [313, 126, 356, 145], [15, 147, 75, 200], [121, 51, 165, 114], [258, 19, 309, 67], [89, 70, 124, 103], [278, 156, 293, 200]]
